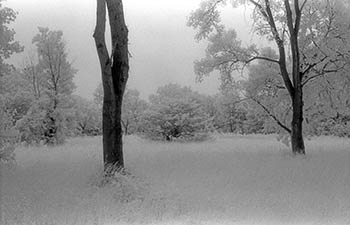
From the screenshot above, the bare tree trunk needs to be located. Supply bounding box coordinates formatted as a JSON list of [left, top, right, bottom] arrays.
[[94, 0, 128, 170], [291, 88, 305, 154]]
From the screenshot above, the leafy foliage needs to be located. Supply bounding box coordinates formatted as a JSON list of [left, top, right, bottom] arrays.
[[16, 28, 77, 145], [188, 0, 350, 150], [72, 95, 102, 136], [0, 0, 23, 76], [121, 89, 148, 135], [0, 97, 17, 163], [141, 84, 213, 141]]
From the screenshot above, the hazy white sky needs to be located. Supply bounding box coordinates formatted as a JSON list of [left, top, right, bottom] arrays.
[[5, 0, 255, 100]]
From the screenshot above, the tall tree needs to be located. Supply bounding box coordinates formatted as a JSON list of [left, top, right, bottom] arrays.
[[16, 28, 76, 145], [0, 0, 23, 76], [188, 0, 350, 154], [0, 0, 22, 161], [33, 27, 76, 144], [93, 0, 129, 170]]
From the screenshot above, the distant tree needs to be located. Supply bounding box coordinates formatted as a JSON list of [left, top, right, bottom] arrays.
[[72, 95, 102, 136], [216, 86, 247, 133], [188, 0, 350, 154], [0, 96, 18, 162], [141, 84, 213, 141], [93, 84, 147, 135], [94, 0, 129, 170], [121, 89, 148, 135], [93, 83, 103, 108], [0, 0, 23, 76], [0, 1, 23, 160], [16, 28, 76, 145]]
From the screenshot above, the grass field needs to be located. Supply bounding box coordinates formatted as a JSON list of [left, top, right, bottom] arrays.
[[1, 134, 350, 225]]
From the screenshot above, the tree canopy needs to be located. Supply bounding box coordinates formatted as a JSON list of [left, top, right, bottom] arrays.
[[0, 0, 23, 76], [188, 0, 350, 153]]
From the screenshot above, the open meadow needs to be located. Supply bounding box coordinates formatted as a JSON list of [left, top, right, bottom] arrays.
[[1, 135, 350, 225]]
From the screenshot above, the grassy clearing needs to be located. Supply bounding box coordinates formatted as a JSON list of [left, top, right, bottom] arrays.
[[1, 135, 350, 225]]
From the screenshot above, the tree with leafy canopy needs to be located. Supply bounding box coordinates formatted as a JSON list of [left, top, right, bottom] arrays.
[[188, 0, 350, 154], [211, 91, 247, 133], [0, 0, 23, 77], [0, 0, 22, 162], [141, 84, 213, 141], [16, 28, 76, 145], [94, 0, 129, 170], [244, 46, 350, 140]]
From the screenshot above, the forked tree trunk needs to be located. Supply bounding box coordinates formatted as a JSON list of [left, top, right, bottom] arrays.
[[93, 0, 129, 170]]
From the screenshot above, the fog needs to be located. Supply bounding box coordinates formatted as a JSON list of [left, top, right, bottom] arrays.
[[5, 0, 255, 99]]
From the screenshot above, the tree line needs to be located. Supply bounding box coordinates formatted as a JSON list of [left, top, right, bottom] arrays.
[[1, 0, 350, 166]]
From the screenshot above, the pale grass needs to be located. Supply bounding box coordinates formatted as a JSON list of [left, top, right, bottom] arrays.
[[1, 134, 350, 225]]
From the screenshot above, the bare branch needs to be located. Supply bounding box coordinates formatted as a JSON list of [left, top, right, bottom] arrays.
[[300, 0, 308, 11], [301, 55, 328, 77], [245, 56, 280, 64], [249, 96, 292, 134]]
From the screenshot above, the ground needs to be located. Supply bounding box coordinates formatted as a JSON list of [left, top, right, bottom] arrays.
[[1, 134, 350, 225]]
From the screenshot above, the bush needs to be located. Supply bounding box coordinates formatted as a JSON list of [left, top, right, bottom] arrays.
[[140, 84, 213, 141], [0, 100, 18, 163], [16, 98, 68, 145]]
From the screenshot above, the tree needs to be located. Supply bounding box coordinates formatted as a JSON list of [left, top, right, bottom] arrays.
[[141, 84, 213, 141], [94, 85, 148, 135], [303, 66, 350, 137], [72, 95, 102, 136], [0, 98, 17, 162], [16, 28, 77, 145], [121, 89, 147, 135], [188, 0, 350, 154], [244, 47, 293, 136], [22, 51, 45, 99], [215, 85, 247, 133], [93, 0, 129, 170], [0, 0, 23, 159], [0, 0, 23, 76]]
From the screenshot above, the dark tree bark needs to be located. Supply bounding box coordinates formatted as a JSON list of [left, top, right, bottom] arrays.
[[284, 0, 305, 154], [93, 0, 129, 170], [291, 90, 305, 154], [254, 0, 306, 154]]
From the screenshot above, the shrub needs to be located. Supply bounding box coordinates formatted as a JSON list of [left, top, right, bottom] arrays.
[[140, 84, 213, 141], [0, 100, 18, 163]]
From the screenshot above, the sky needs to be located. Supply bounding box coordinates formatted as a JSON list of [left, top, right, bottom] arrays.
[[4, 0, 256, 100]]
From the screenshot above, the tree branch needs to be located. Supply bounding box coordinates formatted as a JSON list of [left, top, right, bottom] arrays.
[[250, 96, 292, 134], [301, 55, 328, 77], [93, 0, 110, 69], [300, 0, 308, 11], [245, 56, 280, 64]]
